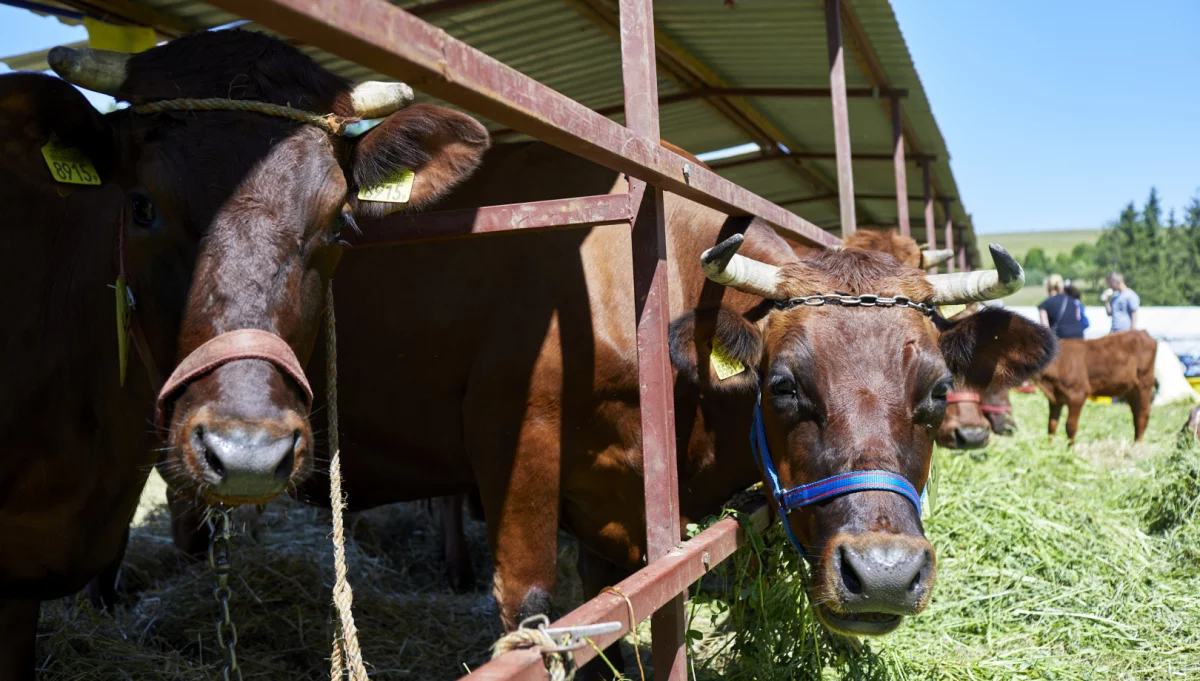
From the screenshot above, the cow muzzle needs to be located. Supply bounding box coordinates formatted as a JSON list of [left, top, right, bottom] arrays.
[[818, 532, 936, 636], [157, 329, 314, 504]]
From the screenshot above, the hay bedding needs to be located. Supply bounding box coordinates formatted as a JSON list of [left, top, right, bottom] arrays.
[[34, 394, 1200, 680]]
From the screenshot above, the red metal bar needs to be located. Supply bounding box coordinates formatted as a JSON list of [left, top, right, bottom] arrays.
[[210, 0, 838, 248], [824, 0, 856, 237], [469, 504, 770, 681], [892, 95, 910, 237], [619, 0, 686, 679], [347, 195, 632, 247], [922, 160, 935, 271], [942, 198, 955, 274]]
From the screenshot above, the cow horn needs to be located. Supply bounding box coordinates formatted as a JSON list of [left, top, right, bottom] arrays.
[[700, 234, 785, 300], [926, 244, 1024, 304], [921, 249, 954, 268], [349, 81, 415, 118], [48, 46, 129, 96]]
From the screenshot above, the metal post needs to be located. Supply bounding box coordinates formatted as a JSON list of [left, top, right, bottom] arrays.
[[892, 95, 909, 237], [922, 160, 934, 271], [619, 1, 685, 680], [958, 242, 967, 272], [941, 198, 954, 273], [825, 0, 856, 237]]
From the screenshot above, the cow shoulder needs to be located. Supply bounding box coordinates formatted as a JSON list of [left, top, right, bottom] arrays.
[[668, 307, 762, 394], [939, 306, 1057, 391]]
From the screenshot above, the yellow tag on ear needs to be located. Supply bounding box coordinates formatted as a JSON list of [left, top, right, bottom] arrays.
[[939, 304, 967, 319], [42, 136, 101, 186], [710, 337, 746, 381], [357, 168, 415, 203], [85, 17, 157, 54], [115, 276, 131, 387]]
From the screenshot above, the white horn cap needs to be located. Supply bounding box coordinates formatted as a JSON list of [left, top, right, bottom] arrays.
[[700, 234, 785, 300], [926, 243, 1024, 304], [921, 249, 954, 269], [48, 46, 129, 96], [350, 81, 415, 119]]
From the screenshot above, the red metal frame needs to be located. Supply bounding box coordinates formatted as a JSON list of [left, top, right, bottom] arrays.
[[190, 1, 863, 679]]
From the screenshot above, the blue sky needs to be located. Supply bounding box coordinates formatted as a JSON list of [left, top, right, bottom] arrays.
[[2, 2, 1197, 234]]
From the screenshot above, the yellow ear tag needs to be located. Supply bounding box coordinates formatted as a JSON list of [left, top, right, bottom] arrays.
[[939, 304, 967, 319], [710, 337, 746, 381], [84, 17, 157, 54], [114, 276, 132, 387], [357, 168, 415, 203], [42, 135, 101, 186]]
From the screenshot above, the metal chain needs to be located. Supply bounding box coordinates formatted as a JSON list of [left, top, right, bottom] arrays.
[[206, 506, 243, 681], [775, 293, 935, 317]]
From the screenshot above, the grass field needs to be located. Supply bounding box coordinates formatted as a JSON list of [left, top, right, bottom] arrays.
[[34, 393, 1200, 680], [981, 229, 1102, 266]]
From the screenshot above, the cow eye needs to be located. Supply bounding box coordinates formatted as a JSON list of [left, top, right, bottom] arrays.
[[770, 375, 797, 397], [131, 195, 157, 228], [931, 378, 953, 401], [331, 209, 357, 240]]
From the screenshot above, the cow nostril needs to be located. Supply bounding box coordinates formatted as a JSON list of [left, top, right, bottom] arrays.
[[195, 426, 226, 479], [909, 551, 931, 593], [839, 547, 863, 595]]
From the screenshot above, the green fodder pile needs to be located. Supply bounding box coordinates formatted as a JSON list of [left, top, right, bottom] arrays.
[[33, 393, 1200, 680]]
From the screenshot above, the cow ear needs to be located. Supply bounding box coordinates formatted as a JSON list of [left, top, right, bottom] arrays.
[[349, 103, 490, 217], [940, 307, 1057, 391], [669, 307, 762, 393], [0, 73, 114, 189]]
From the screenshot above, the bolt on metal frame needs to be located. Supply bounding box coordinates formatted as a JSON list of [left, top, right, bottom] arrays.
[[182, 0, 930, 679]]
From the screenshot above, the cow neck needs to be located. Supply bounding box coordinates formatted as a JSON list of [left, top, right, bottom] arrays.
[[749, 380, 923, 558]]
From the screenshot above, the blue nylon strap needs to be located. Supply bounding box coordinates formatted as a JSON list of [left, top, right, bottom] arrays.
[[750, 401, 923, 556]]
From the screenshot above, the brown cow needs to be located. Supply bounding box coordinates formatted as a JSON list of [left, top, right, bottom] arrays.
[[1, 31, 487, 679], [1036, 331, 1157, 445], [199, 141, 1052, 649]]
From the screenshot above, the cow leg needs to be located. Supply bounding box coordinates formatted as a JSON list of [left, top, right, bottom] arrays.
[[438, 494, 476, 593], [576, 550, 634, 681], [87, 525, 130, 612], [1048, 401, 1063, 438], [167, 489, 212, 558], [1065, 401, 1084, 446], [1128, 389, 1152, 442], [0, 599, 39, 681]]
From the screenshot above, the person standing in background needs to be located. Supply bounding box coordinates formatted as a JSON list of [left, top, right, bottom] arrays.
[[1065, 281, 1089, 333], [1038, 274, 1085, 339], [1102, 272, 1140, 332]]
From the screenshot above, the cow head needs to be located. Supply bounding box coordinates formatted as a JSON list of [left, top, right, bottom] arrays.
[[670, 236, 1055, 635], [935, 385, 991, 449], [39, 31, 489, 504]]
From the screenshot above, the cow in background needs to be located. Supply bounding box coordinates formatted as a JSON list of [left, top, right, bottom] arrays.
[[1037, 331, 1157, 444], [0, 30, 487, 679]]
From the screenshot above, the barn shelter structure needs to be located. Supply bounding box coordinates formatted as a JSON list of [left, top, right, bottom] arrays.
[[4, 0, 979, 679]]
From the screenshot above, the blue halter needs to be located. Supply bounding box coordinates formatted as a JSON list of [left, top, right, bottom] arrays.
[[750, 400, 923, 556]]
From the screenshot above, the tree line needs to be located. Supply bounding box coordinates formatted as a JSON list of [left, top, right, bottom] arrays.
[[1022, 188, 1200, 306]]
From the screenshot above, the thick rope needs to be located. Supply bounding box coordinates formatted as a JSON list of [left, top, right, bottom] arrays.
[[325, 282, 369, 681], [491, 616, 572, 681], [132, 98, 354, 136]]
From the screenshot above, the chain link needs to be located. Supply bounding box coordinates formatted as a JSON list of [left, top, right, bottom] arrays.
[[775, 293, 935, 316], [206, 506, 243, 681]]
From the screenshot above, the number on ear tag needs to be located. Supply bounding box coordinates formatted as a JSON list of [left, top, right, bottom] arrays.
[[115, 276, 131, 387], [357, 168, 415, 204], [42, 136, 101, 186], [710, 337, 746, 381]]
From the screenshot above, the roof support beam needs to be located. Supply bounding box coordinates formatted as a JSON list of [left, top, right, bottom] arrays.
[[922, 159, 935, 268], [53, 0, 198, 36], [892, 94, 910, 237], [708, 150, 935, 171], [780, 192, 955, 207], [561, 0, 883, 227], [825, 0, 856, 236], [942, 197, 954, 273]]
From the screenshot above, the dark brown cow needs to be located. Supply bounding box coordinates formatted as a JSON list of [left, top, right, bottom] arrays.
[[0, 31, 486, 679], [1036, 331, 1157, 445], [215, 142, 1052, 646]]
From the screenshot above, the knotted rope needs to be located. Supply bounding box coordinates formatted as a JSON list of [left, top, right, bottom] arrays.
[[325, 281, 369, 681], [601, 586, 646, 681], [132, 98, 355, 136], [491, 615, 574, 681]]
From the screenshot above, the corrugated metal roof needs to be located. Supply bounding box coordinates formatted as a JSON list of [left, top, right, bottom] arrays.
[[4, 0, 979, 262]]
